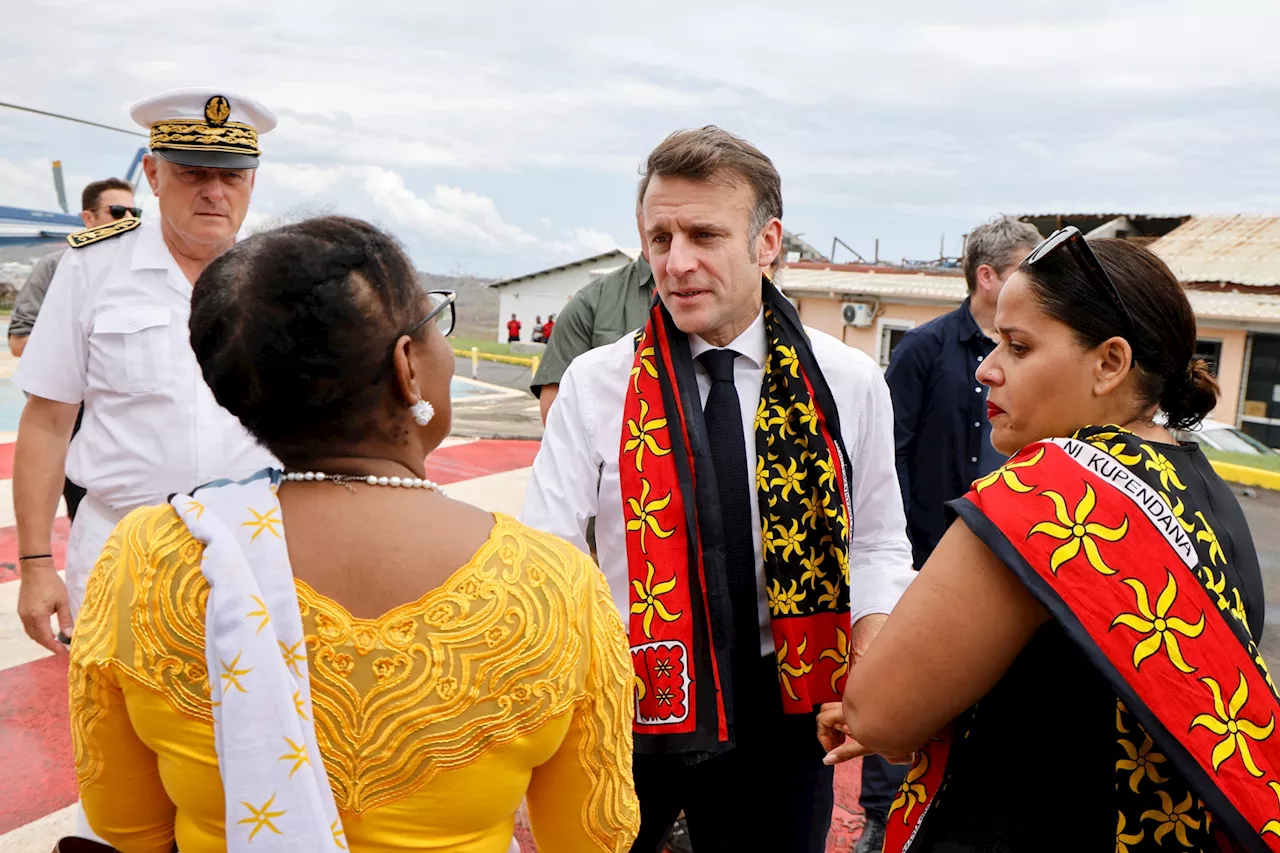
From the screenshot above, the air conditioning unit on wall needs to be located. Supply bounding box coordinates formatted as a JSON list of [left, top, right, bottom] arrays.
[[842, 302, 874, 327]]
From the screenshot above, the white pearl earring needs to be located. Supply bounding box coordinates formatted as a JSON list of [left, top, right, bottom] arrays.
[[411, 399, 435, 427]]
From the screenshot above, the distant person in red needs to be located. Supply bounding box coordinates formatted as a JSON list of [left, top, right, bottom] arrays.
[[506, 313, 522, 342], [543, 314, 555, 341]]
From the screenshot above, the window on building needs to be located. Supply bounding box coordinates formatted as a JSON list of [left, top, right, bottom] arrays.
[[1194, 339, 1222, 376], [878, 321, 913, 368]]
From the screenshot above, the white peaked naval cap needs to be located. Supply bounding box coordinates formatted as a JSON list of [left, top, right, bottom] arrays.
[[131, 88, 277, 169]]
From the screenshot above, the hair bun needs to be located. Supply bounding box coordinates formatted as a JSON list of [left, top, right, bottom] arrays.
[[1161, 358, 1219, 431]]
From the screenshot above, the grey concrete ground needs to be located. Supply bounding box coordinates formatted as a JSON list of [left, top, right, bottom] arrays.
[[450, 355, 544, 440], [1239, 487, 1280, 668]]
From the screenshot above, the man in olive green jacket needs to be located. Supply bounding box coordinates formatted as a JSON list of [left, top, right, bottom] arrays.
[[531, 203, 656, 424]]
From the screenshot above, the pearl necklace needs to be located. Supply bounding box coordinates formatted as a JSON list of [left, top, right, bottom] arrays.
[[283, 470, 445, 494]]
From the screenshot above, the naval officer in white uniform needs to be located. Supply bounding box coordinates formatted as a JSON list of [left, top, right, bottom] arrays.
[[14, 88, 279, 655]]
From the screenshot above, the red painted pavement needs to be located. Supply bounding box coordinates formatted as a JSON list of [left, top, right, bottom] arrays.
[[0, 441, 15, 481], [0, 517, 72, 584], [425, 439, 540, 485], [0, 654, 78, 835]]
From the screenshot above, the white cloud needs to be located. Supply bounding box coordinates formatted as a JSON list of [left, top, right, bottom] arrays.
[[363, 169, 537, 249], [0, 158, 63, 211], [553, 226, 618, 256], [3, 0, 1280, 273]]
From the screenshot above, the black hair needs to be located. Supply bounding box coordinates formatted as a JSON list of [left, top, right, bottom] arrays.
[[190, 216, 430, 463], [81, 177, 132, 212], [1019, 237, 1218, 430]]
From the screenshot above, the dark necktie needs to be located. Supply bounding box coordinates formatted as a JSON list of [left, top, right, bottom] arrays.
[[698, 348, 761, 741]]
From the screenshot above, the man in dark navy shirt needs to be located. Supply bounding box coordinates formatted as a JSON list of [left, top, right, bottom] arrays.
[[852, 215, 1043, 853]]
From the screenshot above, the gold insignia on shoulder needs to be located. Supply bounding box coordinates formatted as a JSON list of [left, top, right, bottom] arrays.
[[66, 216, 141, 249], [204, 95, 231, 127]]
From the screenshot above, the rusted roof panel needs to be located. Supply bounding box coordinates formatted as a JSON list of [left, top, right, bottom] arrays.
[[1148, 215, 1280, 287]]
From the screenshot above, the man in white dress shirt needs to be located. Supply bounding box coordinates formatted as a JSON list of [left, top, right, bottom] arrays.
[[521, 127, 914, 853], [15, 88, 278, 659]]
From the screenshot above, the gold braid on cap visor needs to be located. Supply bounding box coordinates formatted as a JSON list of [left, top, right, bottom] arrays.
[[148, 120, 260, 156]]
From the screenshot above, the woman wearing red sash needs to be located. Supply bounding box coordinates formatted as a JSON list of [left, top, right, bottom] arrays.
[[826, 231, 1278, 851]]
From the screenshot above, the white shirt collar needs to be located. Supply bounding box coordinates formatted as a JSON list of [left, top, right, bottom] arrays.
[[130, 216, 175, 272], [688, 307, 767, 369]]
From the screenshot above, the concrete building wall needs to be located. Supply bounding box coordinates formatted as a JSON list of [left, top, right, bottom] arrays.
[[493, 252, 631, 342], [796, 297, 949, 362], [1200, 326, 1248, 424], [495, 268, 591, 342]]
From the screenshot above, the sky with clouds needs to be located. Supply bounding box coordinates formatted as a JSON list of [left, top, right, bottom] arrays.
[[3, 1, 1278, 277]]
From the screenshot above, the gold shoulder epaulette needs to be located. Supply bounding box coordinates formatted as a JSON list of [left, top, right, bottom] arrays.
[[66, 217, 141, 249]]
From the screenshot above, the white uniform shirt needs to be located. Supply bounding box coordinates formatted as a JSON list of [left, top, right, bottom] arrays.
[[14, 217, 277, 514], [521, 309, 915, 655]]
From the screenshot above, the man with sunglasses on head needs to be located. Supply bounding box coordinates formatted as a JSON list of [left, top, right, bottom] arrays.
[[8, 178, 138, 358], [9, 179, 141, 528]]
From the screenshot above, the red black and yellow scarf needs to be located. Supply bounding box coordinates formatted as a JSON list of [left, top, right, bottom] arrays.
[[620, 278, 853, 754], [885, 425, 1280, 853]]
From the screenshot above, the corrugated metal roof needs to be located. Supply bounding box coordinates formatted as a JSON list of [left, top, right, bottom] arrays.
[[777, 266, 1280, 324], [1148, 215, 1280, 287], [778, 267, 970, 302]]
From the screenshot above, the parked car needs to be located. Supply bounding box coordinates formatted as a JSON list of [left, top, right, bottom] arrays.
[[1175, 418, 1280, 457]]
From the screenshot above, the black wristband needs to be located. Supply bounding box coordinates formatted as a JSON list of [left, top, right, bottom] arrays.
[[19, 554, 53, 561]]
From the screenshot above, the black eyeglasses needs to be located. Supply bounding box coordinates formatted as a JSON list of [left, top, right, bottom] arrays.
[[404, 290, 456, 337], [1025, 225, 1138, 339], [97, 205, 142, 220]]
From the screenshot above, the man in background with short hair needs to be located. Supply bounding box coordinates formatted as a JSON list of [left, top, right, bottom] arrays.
[[506, 313, 522, 342], [8, 177, 138, 358], [8, 178, 138, 523], [852, 215, 1042, 853]]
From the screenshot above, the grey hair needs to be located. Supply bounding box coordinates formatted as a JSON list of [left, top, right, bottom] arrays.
[[962, 216, 1044, 294]]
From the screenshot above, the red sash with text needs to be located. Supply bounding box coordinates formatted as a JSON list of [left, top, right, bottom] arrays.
[[885, 429, 1280, 852]]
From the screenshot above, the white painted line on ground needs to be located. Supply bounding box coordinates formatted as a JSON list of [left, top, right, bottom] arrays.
[[0, 479, 66, 529], [444, 467, 531, 518], [0, 804, 78, 853], [452, 375, 528, 400]]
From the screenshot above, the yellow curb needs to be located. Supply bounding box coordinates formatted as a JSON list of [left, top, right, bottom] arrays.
[[1208, 460, 1280, 491], [452, 348, 537, 367]]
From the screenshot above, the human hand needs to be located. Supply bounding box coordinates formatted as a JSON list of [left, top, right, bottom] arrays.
[[818, 701, 870, 765], [17, 560, 70, 654], [850, 613, 889, 667]]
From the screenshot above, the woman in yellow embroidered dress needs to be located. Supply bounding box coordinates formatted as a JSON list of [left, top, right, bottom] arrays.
[[822, 233, 1278, 851], [67, 217, 639, 853]]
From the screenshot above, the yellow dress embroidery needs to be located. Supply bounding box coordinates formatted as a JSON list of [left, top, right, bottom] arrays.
[[69, 506, 639, 853]]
